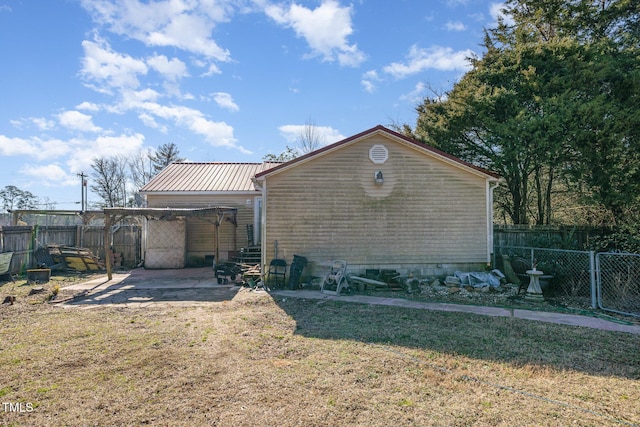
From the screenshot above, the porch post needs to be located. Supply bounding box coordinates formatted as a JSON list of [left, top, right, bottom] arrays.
[[104, 213, 113, 280]]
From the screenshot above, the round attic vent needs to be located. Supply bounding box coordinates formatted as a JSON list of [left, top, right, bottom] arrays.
[[369, 144, 388, 164]]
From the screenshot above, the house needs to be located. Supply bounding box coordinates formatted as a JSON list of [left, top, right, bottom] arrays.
[[138, 126, 499, 276], [254, 125, 499, 277], [139, 162, 278, 268]]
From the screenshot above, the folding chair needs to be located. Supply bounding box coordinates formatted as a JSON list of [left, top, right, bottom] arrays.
[[267, 259, 287, 289]]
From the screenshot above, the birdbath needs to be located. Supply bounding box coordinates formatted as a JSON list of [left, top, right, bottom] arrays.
[[525, 269, 545, 301]]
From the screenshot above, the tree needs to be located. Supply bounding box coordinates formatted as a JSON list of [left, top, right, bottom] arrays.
[[412, 0, 640, 225], [128, 151, 155, 190], [90, 156, 129, 208], [263, 145, 298, 162], [414, 38, 568, 224], [149, 142, 185, 175], [0, 185, 39, 212], [295, 118, 325, 154], [562, 40, 640, 223]]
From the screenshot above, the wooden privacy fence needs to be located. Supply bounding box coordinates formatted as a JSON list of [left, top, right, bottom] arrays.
[[0, 225, 141, 275]]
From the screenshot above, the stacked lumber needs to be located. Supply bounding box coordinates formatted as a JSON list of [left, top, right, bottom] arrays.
[[238, 263, 261, 279], [47, 245, 104, 271]]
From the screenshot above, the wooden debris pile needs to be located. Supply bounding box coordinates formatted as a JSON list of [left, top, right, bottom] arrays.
[[48, 245, 104, 272]]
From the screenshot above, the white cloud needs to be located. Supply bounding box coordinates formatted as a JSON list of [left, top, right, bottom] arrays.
[[78, 32, 248, 154], [361, 70, 381, 93], [445, 21, 466, 31], [80, 0, 232, 61], [213, 92, 239, 112], [383, 45, 474, 79], [489, 2, 514, 26], [201, 63, 222, 76], [147, 54, 188, 81], [190, 116, 248, 152], [66, 133, 147, 173], [0, 135, 70, 160], [138, 113, 168, 133], [399, 82, 429, 104], [10, 117, 56, 131], [33, 117, 57, 130], [76, 101, 101, 112], [277, 124, 345, 146], [265, 0, 366, 67], [20, 164, 77, 187], [93, 133, 144, 156], [58, 110, 101, 133], [1, 130, 148, 179], [80, 37, 148, 92], [120, 89, 161, 109], [136, 101, 249, 152]]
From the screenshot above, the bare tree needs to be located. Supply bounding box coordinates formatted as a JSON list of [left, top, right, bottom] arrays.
[[296, 118, 325, 154], [129, 151, 154, 189], [90, 156, 128, 207]]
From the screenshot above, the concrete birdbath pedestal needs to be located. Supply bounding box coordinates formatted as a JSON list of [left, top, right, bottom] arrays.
[[525, 269, 545, 302]]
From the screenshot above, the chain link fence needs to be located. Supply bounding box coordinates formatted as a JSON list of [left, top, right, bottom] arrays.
[[495, 246, 597, 311], [596, 252, 640, 318], [496, 245, 640, 318]]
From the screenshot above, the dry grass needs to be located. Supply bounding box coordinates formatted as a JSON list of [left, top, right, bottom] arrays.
[[1, 276, 639, 426]]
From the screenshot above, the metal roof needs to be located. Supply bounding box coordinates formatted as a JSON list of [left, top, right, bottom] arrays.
[[140, 162, 281, 193]]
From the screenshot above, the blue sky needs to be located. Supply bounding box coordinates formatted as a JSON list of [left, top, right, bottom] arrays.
[[0, 0, 508, 210]]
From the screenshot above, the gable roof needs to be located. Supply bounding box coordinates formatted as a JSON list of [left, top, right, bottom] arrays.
[[140, 162, 281, 193], [255, 125, 499, 180]]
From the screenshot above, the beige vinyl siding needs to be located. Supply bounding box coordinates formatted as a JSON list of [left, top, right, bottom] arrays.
[[146, 193, 257, 259], [263, 135, 489, 272]]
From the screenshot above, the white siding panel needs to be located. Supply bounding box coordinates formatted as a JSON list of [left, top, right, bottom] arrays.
[[264, 135, 489, 271]]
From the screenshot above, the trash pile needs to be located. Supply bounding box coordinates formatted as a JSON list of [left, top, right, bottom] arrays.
[[305, 264, 512, 297]]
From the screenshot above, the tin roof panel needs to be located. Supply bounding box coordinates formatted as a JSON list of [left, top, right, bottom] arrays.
[[140, 162, 281, 193]]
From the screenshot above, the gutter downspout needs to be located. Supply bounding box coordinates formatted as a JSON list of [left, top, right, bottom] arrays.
[[486, 179, 499, 266], [252, 177, 267, 276]]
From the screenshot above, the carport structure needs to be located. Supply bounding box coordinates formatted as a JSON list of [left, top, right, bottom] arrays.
[[103, 206, 238, 280]]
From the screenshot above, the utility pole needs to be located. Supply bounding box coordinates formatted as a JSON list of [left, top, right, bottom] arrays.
[[77, 172, 87, 211]]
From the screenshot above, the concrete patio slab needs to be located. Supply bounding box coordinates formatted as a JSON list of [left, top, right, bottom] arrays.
[[55, 267, 246, 308]]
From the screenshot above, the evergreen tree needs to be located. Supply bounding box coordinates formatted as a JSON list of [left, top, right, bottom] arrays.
[[0, 185, 39, 212], [412, 0, 640, 225], [149, 143, 185, 175]]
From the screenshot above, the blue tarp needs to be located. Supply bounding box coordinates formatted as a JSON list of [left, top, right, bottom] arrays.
[[454, 270, 503, 288]]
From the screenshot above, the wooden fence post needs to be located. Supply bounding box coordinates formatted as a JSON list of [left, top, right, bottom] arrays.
[[104, 215, 113, 281]]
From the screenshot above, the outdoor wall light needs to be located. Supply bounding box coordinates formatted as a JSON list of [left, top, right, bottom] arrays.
[[374, 170, 384, 185]]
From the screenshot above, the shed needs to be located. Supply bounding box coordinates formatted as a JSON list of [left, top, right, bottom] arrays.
[[102, 207, 237, 277], [139, 162, 278, 266], [254, 125, 500, 277]]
